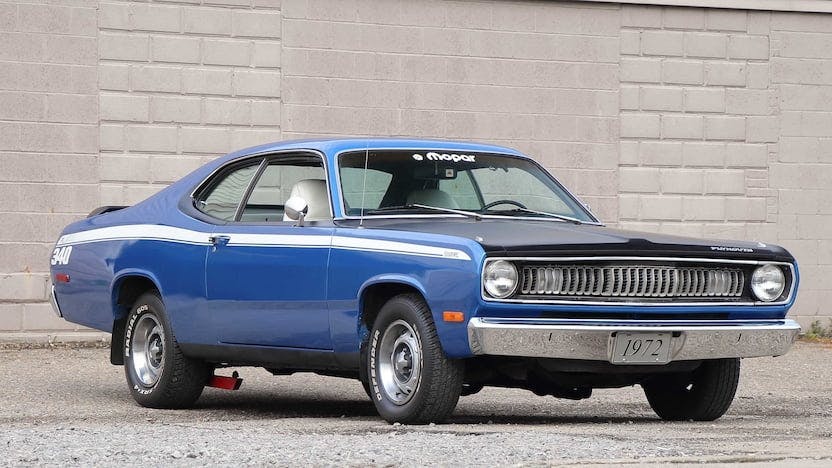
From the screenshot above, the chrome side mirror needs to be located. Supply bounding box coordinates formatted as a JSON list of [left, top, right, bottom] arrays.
[[284, 196, 308, 226]]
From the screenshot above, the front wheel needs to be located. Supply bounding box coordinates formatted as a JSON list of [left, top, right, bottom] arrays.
[[124, 291, 210, 408], [366, 294, 464, 424], [642, 358, 740, 421]]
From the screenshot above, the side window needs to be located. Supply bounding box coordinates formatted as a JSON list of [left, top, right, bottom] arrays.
[[340, 167, 393, 214], [438, 170, 480, 210], [196, 162, 260, 221], [240, 159, 327, 222]]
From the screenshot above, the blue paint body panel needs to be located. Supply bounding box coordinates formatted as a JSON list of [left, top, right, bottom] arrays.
[[49, 138, 799, 368]]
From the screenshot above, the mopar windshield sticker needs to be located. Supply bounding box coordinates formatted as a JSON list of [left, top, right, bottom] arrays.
[[412, 152, 476, 163]]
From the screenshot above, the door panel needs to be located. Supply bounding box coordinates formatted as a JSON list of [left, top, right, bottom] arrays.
[[206, 226, 333, 349]]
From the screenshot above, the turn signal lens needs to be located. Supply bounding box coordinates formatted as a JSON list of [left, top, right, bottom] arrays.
[[443, 311, 464, 322]]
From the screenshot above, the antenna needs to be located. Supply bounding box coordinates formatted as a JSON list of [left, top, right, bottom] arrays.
[[358, 141, 369, 229]]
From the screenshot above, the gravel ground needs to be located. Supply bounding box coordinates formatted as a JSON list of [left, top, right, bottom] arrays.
[[0, 342, 830, 466]]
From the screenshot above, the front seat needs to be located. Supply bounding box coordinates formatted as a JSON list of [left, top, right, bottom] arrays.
[[283, 179, 329, 221], [406, 189, 459, 209]]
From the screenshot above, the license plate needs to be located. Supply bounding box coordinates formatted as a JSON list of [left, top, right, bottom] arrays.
[[610, 332, 672, 365]]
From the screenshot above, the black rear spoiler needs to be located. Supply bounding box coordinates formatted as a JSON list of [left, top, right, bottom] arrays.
[[87, 206, 129, 218]]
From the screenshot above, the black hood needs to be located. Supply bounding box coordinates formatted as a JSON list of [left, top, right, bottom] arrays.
[[339, 218, 794, 262]]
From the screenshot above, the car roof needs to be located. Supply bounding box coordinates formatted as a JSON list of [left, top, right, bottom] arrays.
[[219, 137, 528, 164]]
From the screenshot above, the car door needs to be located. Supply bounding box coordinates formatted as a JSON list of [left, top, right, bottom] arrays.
[[197, 153, 334, 349]]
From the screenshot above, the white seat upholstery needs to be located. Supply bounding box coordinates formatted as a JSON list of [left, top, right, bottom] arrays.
[[283, 179, 330, 221], [406, 189, 459, 209]]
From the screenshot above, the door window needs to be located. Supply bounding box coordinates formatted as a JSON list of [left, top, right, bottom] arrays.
[[240, 159, 328, 222], [195, 162, 260, 221]]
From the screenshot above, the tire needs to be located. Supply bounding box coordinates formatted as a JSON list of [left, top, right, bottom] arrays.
[[124, 291, 210, 409], [642, 358, 740, 421], [366, 293, 464, 424]]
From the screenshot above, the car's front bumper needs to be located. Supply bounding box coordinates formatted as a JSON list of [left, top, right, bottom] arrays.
[[467, 317, 800, 362]]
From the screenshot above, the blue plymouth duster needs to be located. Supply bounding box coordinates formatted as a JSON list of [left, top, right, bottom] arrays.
[[50, 138, 800, 423]]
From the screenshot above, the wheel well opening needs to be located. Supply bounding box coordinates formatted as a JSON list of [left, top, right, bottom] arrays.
[[360, 283, 421, 332], [114, 276, 158, 318]]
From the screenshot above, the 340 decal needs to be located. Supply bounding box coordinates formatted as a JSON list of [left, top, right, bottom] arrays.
[[50, 246, 73, 266]]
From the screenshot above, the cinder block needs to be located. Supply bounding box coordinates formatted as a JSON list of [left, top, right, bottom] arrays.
[[126, 125, 178, 152], [131, 3, 181, 33], [706, 9, 747, 32], [44, 94, 97, 125], [620, 85, 639, 110], [251, 100, 281, 126], [640, 86, 684, 111], [230, 127, 281, 149], [746, 116, 779, 143], [725, 89, 773, 115], [184, 7, 232, 35], [619, 194, 639, 219], [619, 167, 660, 193], [204, 98, 251, 125], [151, 96, 202, 124], [663, 7, 705, 30], [620, 30, 640, 55], [639, 141, 683, 166], [45, 35, 97, 66], [99, 1, 130, 30], [151, 36, 200, 64], [19, 122, 98, 154], [725, 197, 767, 221], [182, 68, 232, 96], [704, 115, 746, 140], [663, 60, 704, 85], [747, 11, 771, 35], [100, 124, 124, 151], [797, 214, 832, 239], [621, 57, 662, 83], [131, 66, 182, 93], [726, 143, 768, 167], [0, 92, 45, 121], [661, 168, 704, 194], [621, 5, 662, 28], [728, 35, 769, 60], [704, 170, 746, 194], [180, 127, 231, 154], [639, 195, 683, 220], [621, 113, 660, 138], [99, 63, 129, 91], [620, 141, 639, 165], [641, 30, 684, 56], [252, 41, 281, 68], [662, 114, 703, 140], [100, 154, 151, 182], [683, 142, 726, 167], [233, 10, 281, 38], [0, 3, 17, 31], [204, 39, 251, 66], [682, 196, 726, 221], [233, 70, 281, 97], [17, 4, 74, 35], [0, 304, 23, 331], [150, 156, 204, 183], [685, 32, 727, 58], [0, 273, 48, 301], [747, 62, 770, 89], [705, 62, 746, 86], [685, 87, 725, 113], [99, 32, 149, 61], [100, 93, 149, 122]]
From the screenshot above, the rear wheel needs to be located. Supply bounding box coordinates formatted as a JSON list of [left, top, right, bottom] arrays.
[[366, 294, 464, 424], [124, 292, 210, 408], [642, 358, 740, 421]]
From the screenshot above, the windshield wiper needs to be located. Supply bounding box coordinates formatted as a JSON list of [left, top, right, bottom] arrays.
[[368, 204, 482, 220], [493, 207, 585, 225]]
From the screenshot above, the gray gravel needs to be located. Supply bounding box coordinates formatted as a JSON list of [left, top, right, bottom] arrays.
[[1, 342, 831, 466]]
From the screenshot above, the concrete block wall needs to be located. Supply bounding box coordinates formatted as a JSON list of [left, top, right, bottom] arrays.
[[98, 0, 282, 206], [0, 0, 830, 337]]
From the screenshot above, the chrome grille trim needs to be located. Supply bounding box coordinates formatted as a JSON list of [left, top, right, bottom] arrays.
[[519, 264, 744, 298], [481, 256, 796, 307]]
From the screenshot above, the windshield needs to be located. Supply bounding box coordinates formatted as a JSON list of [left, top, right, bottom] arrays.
[[338, 150, 596, 223]]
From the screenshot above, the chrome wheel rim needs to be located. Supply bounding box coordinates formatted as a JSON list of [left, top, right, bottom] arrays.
[[131, 314, 165, 387], [378, 320, 422, 405]]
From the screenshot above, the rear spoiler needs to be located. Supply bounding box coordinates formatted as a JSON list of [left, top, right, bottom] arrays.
[[87, 206, 129, 218]]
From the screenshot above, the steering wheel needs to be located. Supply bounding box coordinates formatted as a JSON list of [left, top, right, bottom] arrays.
[[482, 199, 527, 210]]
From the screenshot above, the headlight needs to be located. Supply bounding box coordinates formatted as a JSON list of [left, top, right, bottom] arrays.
[[751, 264, 785, 302], [484, 260, 518, 299]]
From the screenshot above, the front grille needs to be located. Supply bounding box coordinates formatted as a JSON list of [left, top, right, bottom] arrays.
[[519, 264, 745, 299]]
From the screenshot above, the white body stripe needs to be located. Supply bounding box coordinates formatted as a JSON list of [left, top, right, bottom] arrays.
[[56, 224, 471, 261]]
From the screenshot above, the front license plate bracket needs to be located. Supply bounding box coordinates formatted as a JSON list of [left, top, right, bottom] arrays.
[[610, 331, 673, 365]]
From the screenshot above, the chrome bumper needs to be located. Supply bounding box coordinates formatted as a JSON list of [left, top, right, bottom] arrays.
[[49, 285, 63, 318], [467, 318, 800, 363]]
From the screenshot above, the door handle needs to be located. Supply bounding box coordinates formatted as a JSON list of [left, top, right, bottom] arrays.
[[209, 235, 231, 246]]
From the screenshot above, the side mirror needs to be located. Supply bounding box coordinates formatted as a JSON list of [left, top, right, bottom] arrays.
[[284, 196, 309, 226]]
